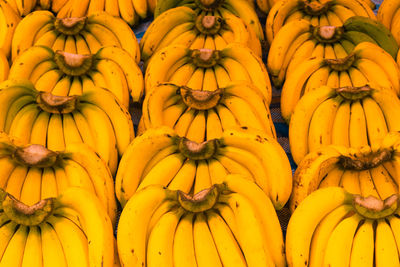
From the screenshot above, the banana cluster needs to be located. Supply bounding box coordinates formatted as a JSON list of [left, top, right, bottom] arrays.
[[9, 45, 144, 106], [145, 43, 272, 104], [11, 10, 139, 62], [0, 187, 114, 267], [38, 0, 156, 26], [0, 49, 8, 82], [281, 42, 400, 122], [6, 0, 37, 16], [290, 131, 400, 212], [155, 0, 264, 42], [141, 82, 276, 141], [0, 79, 134, 175], [287, 187, 400, 266], [0, 132, 117, 223], [117, 175, 286, 267], [140, 6, 261, 63], [115, 127, 292, 209], [0, 1, 20, 58], [268, 16, 399, 87], [266, 0, 376, 44]]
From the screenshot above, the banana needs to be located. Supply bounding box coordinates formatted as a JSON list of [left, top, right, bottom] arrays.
[[63, 113, 83, 145], [40, 222, 68, 267], [375, 218, 400, 267], [5, 165, 28, 200], [377, 0, 400, 29], [343, 16, 399, 59], [348, 66, 368, 87], [307, 96, 342, 153], [186, 111, 206, 143], [289, 86, 334, 163], [0, 0, 20, 57], [267, 19, 312, 79], [173, 212, 197, 267], [0, 157, 16, 188], [323, 213, 363, 267], [80, 30, 103, 53], [21, 226, 42, 267], [69, 76, 83, 95], [326, 70, 340, 87], [340, 170, 361, 195], [117, 0, 137, 26], [19, 167, 42, 206], [215, 154, 253, 180], [339, 71, 353, 87], [304, 66, 330, 93], [309, 204, 353, 267], [207, 158, 228, 184], [64, 35, 77, 54], [335, 0, 375, 18], [331, 100, 350, 147], [348, 100, 368, 148], [185, 67, 204, 90], [0, 221, 18, 261], [35, 69, 63, 93], [326, 10, 343, 26], [47, 113, 65, 152], [0, 224, 28, 267], [354, 58, 394, 91], [87, 0, 105, 14], [51, 76, 71, 96], [319, 168, 345, 188], [193, 160, 211, 194], [362, 96, 388, 144], [167, 159, 196, 193], [46, 215, 90, 267], [358, 169, 380, 198], [281, 57, 325, 122], [349, 220, 374, 267], [206, 211, 247, 267], [331, 4, 356, 23], [370, 165, 398, 200], [388, 215, 400, 255], [8, 103, 40, 144], [286, 38, 318, 77], [118, 187, 171, 266], [3, 95, 35, 134], [223, 193, 275, 266], [41, 167, 58, 199], [373, 87, 400, 131], [147, 208, 185, 267], [71, 110, 95, 149], [286, 187, 352, 266]]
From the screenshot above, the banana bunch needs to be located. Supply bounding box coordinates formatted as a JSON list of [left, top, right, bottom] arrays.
[[39, 0, 157, 27], [0, 0, 20, 58], [117, 175, 286, 267], [0, 79, 134, 175], [0, 131, 117, 224], [0, 187, 114, 266], [140, 6, 261, 63], [141, 82, 276, 142], [11, 11, 140, 62], [291, 131, 400, 212], [115, 126, 292, 209], [289, 84, 400, 165], [0, 49, 8, 82], [281, 42, 400, 122], [9, 45, 144, 106], [268, 17, 399, 87], [5, 0, 36, 16], [154, 0, 264, 42], [378, 0, 400, 46], [286, 187, 400, 266], [145, 43, 272, 104], [266, 0, 376, 44]]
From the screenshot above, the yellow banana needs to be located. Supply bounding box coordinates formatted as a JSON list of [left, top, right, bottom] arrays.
[[349, 100, 368, 148], [375, 218, 400, 267], [21, 226, 43, 267], [172, 212, 197, 267], [0, 225, 28, 267], [193, 160, 212, 194]]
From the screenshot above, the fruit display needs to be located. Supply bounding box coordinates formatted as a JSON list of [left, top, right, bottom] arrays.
[[8, 45, 144, 106], [0, 79, 134, 175], [0, 132, 117, 223], [266, 0, 376, 44], [0, 0, 20, 58], [117, 175, 286, 267], [0, 187, 114, 266], [145, 43, 272, 104], [0, 49, 9, 82], [291, 130, 400, 211], [289, 84, 400, 164], [11, 10, 140, 62], [139, 6, 261, 63], [267, 17, 399, 87], [281, 41, 400, 122], [141, 81, 276, 140], [286, 186, 400, 266], [154, 0, 264, 42], [115, 126, 292, 209], [38, 0, 157, 26]]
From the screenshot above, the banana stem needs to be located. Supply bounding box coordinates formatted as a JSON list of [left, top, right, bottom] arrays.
[[180, 86, 223, 110], [353, 194, 399, 219], [324, 53, 355, 71], [2, 192, 55, 226], [196, 0, 223, 10], [312, 25, 344, 43], [300, 0, 332, 16], [195, 15, 223, 35], [12, 144, 59, 167], [335, 84, 373, 100], [190, 48, 220, 67], [178, 185, 220, 212], [178, 137, 219, 160], [54, 17, 87, 35], [54, 51, 94, 76], [338, 149, 393, 170], [36, 92, 79, 114]]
